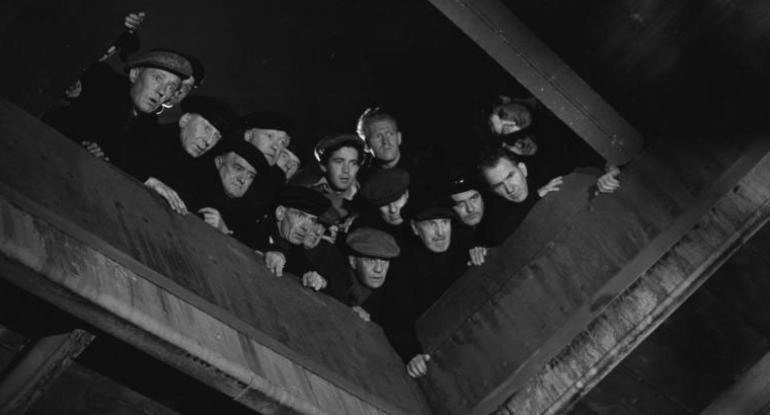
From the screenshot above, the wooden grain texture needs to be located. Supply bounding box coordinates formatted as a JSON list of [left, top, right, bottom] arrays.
[[426, 0, 644, 165], [416, 138, 770, 415], [0, 98, 430, 414]]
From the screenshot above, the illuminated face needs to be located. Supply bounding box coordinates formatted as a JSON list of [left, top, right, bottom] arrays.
[[451, 189, 484, 226], [129, 68, 181, 114], [349, 256, 390, 289], [378, 191, 409, 225], [178, 113, 222, 157], [322, 146, 360, 191], [276, 149, 301, 180], [411, 218, 452, 253], [482, 157, 529, 203], [365, 119, 401, 165], [275, 206, 319, 245], [489, 102, 533, 135], [301, 222, 325, 249], [244, 128, 290, 165], [214, 153, 258, 198]]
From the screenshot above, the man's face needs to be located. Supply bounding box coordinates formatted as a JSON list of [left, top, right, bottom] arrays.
[[349, 256, 390, 289], [504, 135, 538, 156], [489, 102, 533, 136], [451, 189, 484, 226], [276, 149, 300, 180], [215, 153, 258, 198], [301, 222, 325, 249], [244, 128, 290, 165], [129, 68, 181, 114], [378, 191, 408, 225], [276, 206, 319, 245], [412, 218, 452, 253], [322, 146, 360, 191], [482, 157, 529, 203], [365, 119, 401, 164], [179, 113, 221, 158], [165, 77, 196, 108]]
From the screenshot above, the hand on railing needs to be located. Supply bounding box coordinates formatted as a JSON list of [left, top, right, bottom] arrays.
[[467, 246, 488, 267], [198, 207, 232, 234], [265, 251, 286, 277], [406, 354, 430, 378], [144, 177, 188, 215], [351, 306, 370, 322], [302, 271, 327, 292], [537, 176, 563, 198]]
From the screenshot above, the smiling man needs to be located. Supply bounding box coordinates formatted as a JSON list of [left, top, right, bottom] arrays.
[[309, 134, 366, 223]]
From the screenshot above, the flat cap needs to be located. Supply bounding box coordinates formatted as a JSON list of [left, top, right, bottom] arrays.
[[346, 227, 400, 259], [314, 133, 366, 163], [181, 95, 238, 136], [217, 138, 268, 174], [125, 49, 193, 79], [408, 190, 453, 222], [360, 168, 410, 207], [240, 111, 293, 135], [277, 186, 331, 217]]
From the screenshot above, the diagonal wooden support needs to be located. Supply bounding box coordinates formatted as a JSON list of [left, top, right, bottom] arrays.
[[0, 329, 94, 415], [426, 0, 644, 165]]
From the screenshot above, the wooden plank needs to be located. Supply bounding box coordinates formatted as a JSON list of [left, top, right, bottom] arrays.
[[0, 329, 94, 415], [0, 98, 430, 414], [426, 0, 644, 165], [702, 350, 770, 415]]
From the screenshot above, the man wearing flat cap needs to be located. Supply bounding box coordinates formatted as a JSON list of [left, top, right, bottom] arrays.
[[258, 186, 351, 297], [352, 167, 412, 244], [448, 172, 489, 267], [44, 49, 193, 165], [345, 227, 400, 320]]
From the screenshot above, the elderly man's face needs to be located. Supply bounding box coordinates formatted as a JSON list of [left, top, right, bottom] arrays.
[[215, 153, 257, 198], [276, 206, 319, 245], [244, 128, 290, 166], [451, 189, 484, 226], [179, 113, 221, 157], [489, 102, 533, 136], [323, 146, 360, 191], [378, 191, 408, 225], [350, 256, 390, 289], [365, 119, 401, 164], [483, 157, 529, 203], [412, 218, 452, 253], [129, 68, 181, 114], [164, 77, 196, 108], [276, 149, 300, 180]]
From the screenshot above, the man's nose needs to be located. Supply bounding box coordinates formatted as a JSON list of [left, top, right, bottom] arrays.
[[374, 260, 384, 273], [342, 163, 350, 174], [467, 202, 476, 213], [435, 225, 445, 238], [503, 180, 515, 193], [388, 203, 397, 213]]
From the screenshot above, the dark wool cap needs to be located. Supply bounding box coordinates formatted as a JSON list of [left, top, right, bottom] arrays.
[[448, 172, 481, 196], [346, 227, 400, 259], [184, 53, 206, 86], [181, 95, 239, 136], [408, 191, 454, 222], [314, 133, 366, 163], [360, 168, 410, 207], [277, 186, 331, 217], [240, 111, 294, 135], [125, 49, 193, 79], [217, 138, 268, 174]]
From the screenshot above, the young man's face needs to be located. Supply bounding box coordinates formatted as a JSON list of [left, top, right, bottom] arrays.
[[412, 218, 452, 253], [349, 256, 390, 289], [179, 113, 222, 157], [276, 206, 319, 245], [322, 146, 360, 191], [365, 119, 401, 164], [378, 191, 409, 225], [276, 149, 300, 180], [489, 102, 533, 135], [451, 189, 484, 226], [215, 153, 258, 198], [244, 128, 290, 165], [129, 68, 181, 114], [482, 157, 529, 203]]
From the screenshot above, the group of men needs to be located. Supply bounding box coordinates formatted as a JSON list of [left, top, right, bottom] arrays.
[[42, 12, 623, 379]]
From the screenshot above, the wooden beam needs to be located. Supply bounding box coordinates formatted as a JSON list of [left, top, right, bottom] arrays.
[[701, 350, 770, 415], [0, 330, 94, 414], [426, 0, 644, 165]]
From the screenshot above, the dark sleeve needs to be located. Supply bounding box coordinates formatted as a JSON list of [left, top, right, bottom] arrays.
[[305, 241, 351, 303], [478, 194, 540, 246]]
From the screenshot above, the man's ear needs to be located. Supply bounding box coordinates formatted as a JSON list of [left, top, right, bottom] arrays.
[[518, 162, 528, 178], [275, 205, 286, 221], [396, 131, 403, 147], [214, 155, 224, 170], [348, 255, 357, 270], [129, 68, 141, 83], [410, 220, 418, 236], [179, 113, 192, 128]]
